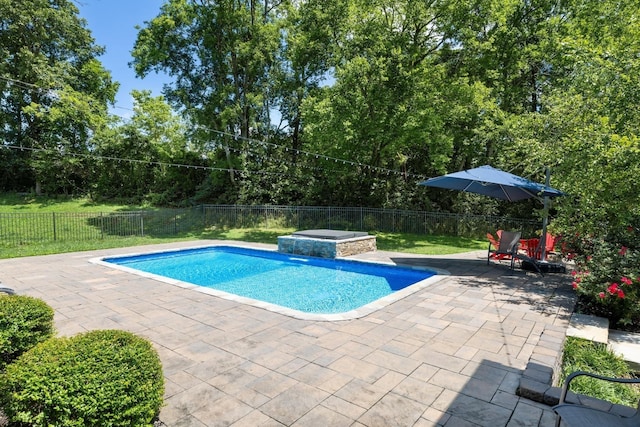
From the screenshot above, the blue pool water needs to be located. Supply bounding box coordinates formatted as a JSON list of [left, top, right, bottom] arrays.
[[103, 246, 436, 314]]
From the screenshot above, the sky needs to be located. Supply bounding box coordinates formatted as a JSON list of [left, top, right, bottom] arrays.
[[76, 0, 171, 118]]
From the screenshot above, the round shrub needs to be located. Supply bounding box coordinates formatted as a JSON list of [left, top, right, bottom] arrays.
[[0, 329, 164, 427], [0, 295, 54, 370]]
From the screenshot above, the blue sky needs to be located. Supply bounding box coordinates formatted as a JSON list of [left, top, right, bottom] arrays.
[[77, 0, 170, 118]]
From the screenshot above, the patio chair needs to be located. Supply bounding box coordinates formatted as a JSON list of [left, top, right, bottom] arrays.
[[0, 286, 15, 295], [531, 233, 560, 260], [553, 370, 640, 427], [487, 233, 508, 261], [487, 230, 522, 269]]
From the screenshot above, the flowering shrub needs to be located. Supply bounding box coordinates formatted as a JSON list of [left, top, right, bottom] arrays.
[[568, 232, 640, 329]]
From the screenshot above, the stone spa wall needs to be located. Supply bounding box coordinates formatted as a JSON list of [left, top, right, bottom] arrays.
[[277, 234, 377, 258]]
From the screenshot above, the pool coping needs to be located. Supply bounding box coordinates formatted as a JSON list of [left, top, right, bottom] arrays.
[[89, 243, 451, 322]]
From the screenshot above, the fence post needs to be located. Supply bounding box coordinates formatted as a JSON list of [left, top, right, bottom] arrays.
[[234, 205, 238, 227], [100, 212, 104, 239], [52, 212, 57, 241], [393, 210, 396, 233], [140, 213, 144, 237]]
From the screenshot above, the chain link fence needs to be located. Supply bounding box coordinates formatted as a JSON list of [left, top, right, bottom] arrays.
[[0, 205, 540, 246]]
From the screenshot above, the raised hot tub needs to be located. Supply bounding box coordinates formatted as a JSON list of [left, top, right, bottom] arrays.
[[278, 229, 376, 258]]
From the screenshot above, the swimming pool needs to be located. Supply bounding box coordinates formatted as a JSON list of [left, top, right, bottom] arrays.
[[93, 245, 445, 321]]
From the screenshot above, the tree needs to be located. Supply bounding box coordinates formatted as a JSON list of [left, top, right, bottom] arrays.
[[132, 0, 282, 189], [298, 0, 502, 207], [496, 0, 640, 237], [0, 0, 117, 194], [93, 91, 205, 205]]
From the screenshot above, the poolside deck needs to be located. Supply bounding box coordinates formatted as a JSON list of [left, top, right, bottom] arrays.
[[0, 241, 574, 426]]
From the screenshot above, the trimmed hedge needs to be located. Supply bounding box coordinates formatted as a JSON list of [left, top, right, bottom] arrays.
[[0, 295, 54, 370], [0, 329, 164, 427]]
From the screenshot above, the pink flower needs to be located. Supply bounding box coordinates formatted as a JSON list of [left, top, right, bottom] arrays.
[[586, 255, 592, 261], [572, 282, 579, 290], [619, 246, 628, 256], [617, 289, 626, 299], [607, 283, 619, 294], [571, 270, 577, 277], [599, 292, 606, 299], [621, 276, 633, 286]]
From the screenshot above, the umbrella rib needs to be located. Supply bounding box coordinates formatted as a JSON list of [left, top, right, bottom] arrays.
[[500, 184, 513, 202], [461, 180, 476, 192]]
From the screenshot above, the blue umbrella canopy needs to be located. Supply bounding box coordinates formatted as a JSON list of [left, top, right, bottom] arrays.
[[418, 165, 564, 202]]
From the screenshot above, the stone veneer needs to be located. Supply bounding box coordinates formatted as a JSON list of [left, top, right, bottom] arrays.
[[277, 234, 377, 258]]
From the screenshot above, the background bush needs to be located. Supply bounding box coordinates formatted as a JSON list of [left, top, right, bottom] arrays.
[[0, 329, 164, 427], [569, 230, 640, 330], [0, 295, 54, 370]]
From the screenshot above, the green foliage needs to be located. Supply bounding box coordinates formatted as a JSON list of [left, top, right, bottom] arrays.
[[0, 329, 164, 427], [560, 337, 640, 407], [132, 0, 280, 138], [0, 295, 54, 370], [1, 0, 639, 244], [0, 0, 117, 194], [569, 230, 640, 329], [499, 0, 640, 241], [91, 91, 206, 205]]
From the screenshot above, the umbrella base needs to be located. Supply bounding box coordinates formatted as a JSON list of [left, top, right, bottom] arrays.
[[521, 260, 566, 274]]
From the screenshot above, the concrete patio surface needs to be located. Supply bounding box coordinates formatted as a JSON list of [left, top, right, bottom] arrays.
[[0, 240, 576, 426]]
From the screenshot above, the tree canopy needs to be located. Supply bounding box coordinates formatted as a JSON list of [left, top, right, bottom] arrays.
[[1, 0, 639, 239], [0, 0, 118, 194]]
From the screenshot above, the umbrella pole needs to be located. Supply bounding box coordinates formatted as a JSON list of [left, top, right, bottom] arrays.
[[540, 167, 551, 261]]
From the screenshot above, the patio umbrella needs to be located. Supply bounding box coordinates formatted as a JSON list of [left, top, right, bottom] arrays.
[[418, 165, 565, 260], [417, 165, 564, 202]]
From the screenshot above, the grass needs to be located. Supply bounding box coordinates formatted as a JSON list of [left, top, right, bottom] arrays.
[[0, 228, 487, 259], [374, 232, 485, 254], [560, 337, 640, 407], [0, 237, 192, 259], [0, 193, 137, 213], [0, 194, 487, 259]]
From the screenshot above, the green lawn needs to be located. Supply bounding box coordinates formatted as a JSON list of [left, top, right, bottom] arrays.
[[0, 193, 487, 259], [560, 337, 640, 407], [0, 193, 136, 213]]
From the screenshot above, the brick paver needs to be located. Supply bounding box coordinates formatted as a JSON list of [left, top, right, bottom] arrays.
[[0, 240, 574, 426]]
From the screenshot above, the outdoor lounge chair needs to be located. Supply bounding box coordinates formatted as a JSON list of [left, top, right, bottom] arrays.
[[553, 370, 640, 427], [487, 232, 511, 262], [487, 230, 522, 269]]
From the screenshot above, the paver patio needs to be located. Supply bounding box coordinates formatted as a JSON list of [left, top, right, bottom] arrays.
[[0, 240, 575, 426]]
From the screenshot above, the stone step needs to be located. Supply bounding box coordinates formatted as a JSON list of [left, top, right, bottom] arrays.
[[567, 313, 609, 343]]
